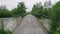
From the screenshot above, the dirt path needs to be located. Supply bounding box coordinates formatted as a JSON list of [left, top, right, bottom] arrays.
[[12, 14, 48, 34]]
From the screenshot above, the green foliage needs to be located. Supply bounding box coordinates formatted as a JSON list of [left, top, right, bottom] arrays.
[[4, 30, 11, 34], [17, 2, 26, 17], [0, 2, 26, 18], [31, 1, 60, 34], [0, 29, 3, 34], [11, 2, 26, 17], [0, 29, 11, 34], [42, 8, 50, 18], [31, 3, 43, 18], [0, 6, 12, 18], [49, 1, 60, 34], [53, 27, 60, 34], [31, 2, 51, 19]]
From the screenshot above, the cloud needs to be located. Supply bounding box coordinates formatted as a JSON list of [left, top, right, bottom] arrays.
[[0, 0, 19, 10]]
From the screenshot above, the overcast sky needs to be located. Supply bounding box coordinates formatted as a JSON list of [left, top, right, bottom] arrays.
[[0, 0, 60, 12]]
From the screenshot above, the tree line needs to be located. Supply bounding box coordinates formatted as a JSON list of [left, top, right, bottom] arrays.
[[0, 2, 26, 18], [31, 1, 60, 34]]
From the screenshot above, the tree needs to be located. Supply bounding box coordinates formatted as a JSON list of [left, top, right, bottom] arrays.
[[49, 1, 60, 34], [0, 5, 12, 18], [12, 2, 26, 17], [31, 2, 43, 18]]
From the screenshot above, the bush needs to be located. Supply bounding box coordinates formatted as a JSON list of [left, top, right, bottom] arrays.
[[0, 29, 11, 34]]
